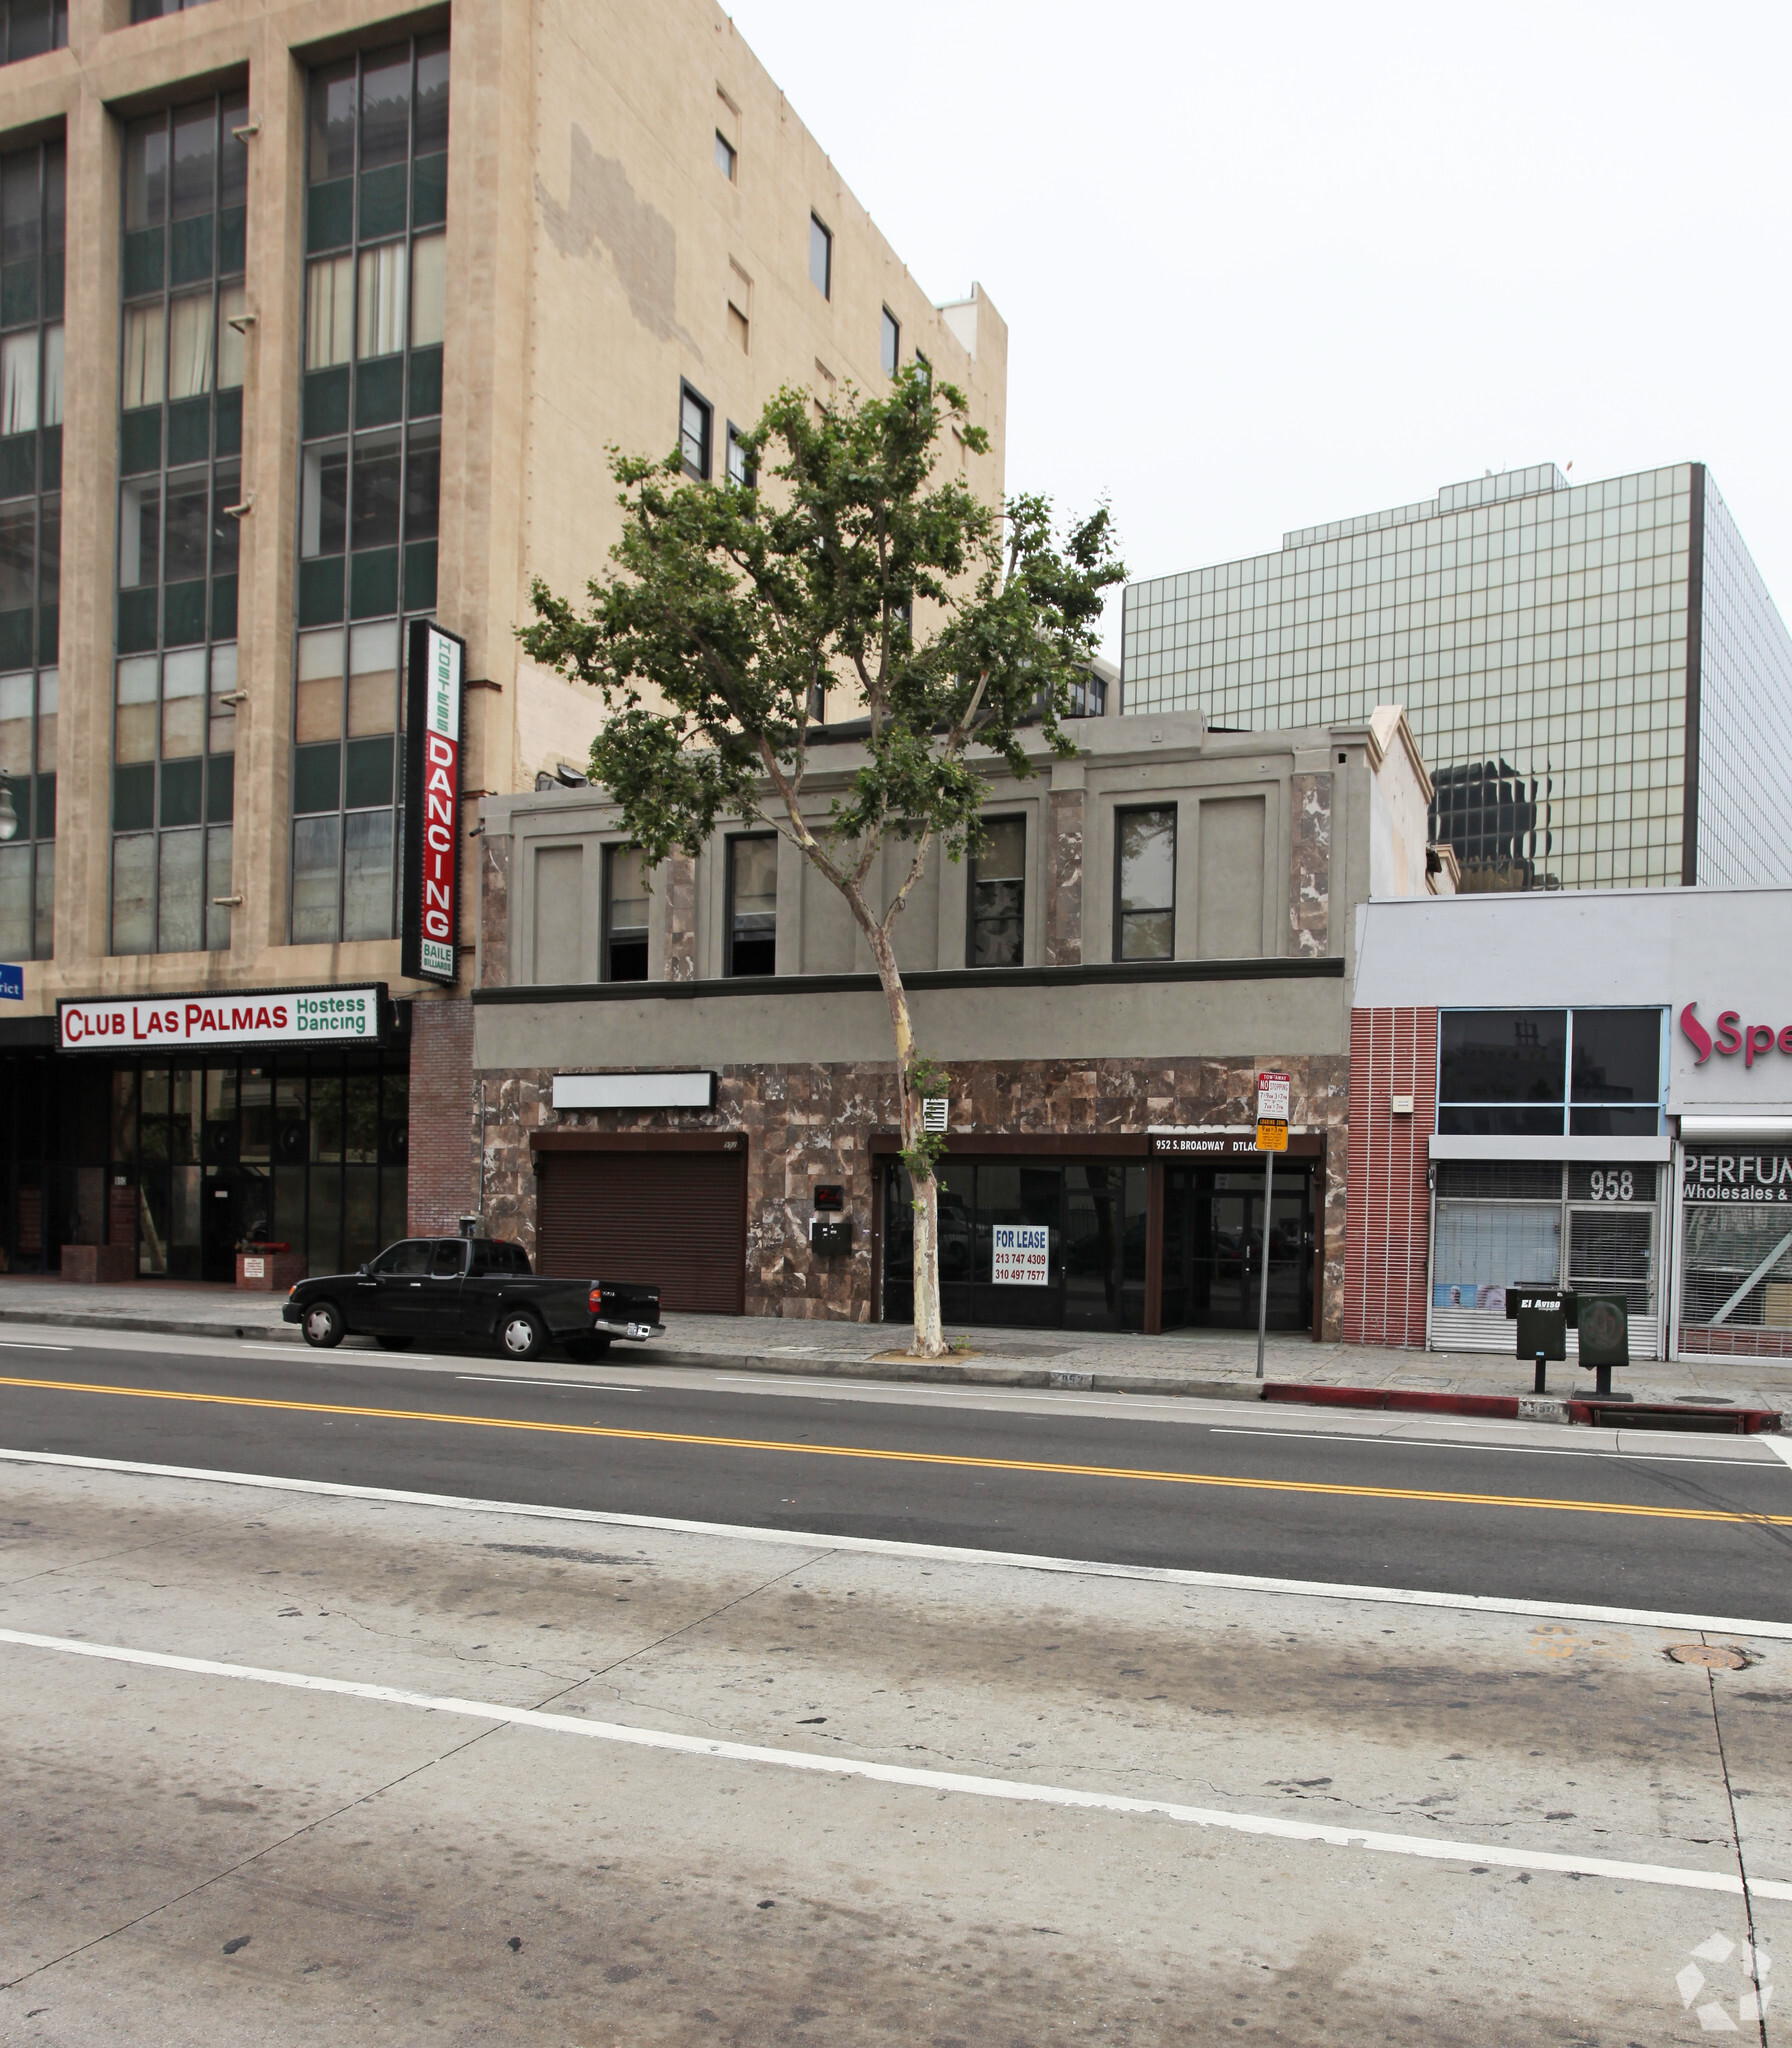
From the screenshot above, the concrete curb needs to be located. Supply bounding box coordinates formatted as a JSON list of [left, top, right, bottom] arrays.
[[0, 1304, 304, 1344], [3, 1305, 1785, 1428]]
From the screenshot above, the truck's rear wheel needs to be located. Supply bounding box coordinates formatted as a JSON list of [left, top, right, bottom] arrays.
[[498, 1309, 546, 1362]]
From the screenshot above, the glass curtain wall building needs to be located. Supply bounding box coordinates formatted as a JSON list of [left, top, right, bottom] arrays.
[[292, 37, 447, 945], [1124, 463, 1792, 890], [0, 138, 60, 959]]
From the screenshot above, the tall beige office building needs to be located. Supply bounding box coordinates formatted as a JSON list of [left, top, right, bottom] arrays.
[[0, 0, 1005, 1281]]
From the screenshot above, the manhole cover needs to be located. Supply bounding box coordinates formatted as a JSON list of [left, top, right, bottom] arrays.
[[1666, 1643, 1749, 1670]]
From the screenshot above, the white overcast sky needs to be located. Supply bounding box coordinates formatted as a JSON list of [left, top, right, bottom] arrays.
[[728, 0, 1792, 663]]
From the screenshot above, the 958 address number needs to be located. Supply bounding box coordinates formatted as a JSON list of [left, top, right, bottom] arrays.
[[1587, 1169, 1635, 1202]]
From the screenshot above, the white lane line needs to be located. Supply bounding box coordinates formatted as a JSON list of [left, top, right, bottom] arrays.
[[0, 1626, 1779, 1903], [1765, 1435, 1792, 1474], [1209, 1427, 1769, 1468], [4, 1445, 1791, 1641], [0, 1338, 69, 1351], [456, 1376, 642, 1392]]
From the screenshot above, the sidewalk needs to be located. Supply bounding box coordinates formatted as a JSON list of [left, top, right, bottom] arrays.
[[0, 1273, 1786, 1416]]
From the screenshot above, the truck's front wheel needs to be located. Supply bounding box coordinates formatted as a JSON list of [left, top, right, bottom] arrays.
[[498, 1309, 546, 1362]]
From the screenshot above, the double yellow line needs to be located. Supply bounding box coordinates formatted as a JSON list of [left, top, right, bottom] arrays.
[[3, 1374, 1789, 1527]]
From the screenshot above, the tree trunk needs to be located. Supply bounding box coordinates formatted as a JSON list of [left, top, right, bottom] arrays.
[[865, 923, 946, 1359]]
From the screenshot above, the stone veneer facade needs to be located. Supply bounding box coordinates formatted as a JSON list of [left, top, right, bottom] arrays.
[[475, 1053, 1351, 1332]]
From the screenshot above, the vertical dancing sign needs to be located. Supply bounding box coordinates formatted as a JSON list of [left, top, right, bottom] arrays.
[[402, 620, 466, 984]]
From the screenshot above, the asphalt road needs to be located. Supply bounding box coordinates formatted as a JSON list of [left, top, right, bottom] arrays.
[[2, 1331, 1789, 1617]]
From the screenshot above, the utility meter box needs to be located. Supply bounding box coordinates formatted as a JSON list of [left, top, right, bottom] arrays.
[[1507, 1285, 1577, 1363], [809, 1214, 853, 1257]]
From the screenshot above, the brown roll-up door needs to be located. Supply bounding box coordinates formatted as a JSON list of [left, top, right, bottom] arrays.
[[535, 1148, 746, 1314]]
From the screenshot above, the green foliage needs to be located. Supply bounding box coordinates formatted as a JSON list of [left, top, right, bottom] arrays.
[[900, 1053, 953, 1186], [518, 367, 1124, 884]]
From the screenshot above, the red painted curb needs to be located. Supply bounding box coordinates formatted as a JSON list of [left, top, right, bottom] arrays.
[[1261, 1384, 1784, 1432], [1262, 1385, 1520, 1419]]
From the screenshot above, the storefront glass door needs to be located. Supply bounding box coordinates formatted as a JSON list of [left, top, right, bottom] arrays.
[[1160, 1164, 1314, 1332]]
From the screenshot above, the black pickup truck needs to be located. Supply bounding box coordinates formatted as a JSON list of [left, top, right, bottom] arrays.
[[283, 1235, 664, 1362]]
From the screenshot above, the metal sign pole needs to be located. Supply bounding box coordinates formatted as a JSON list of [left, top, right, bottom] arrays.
[[1256, 1147, 1274, 1381]]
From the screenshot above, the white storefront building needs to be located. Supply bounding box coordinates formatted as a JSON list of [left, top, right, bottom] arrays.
[[1348, 885, 1792, 1361]]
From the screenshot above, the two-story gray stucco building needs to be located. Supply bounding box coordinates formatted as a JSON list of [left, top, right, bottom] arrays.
[[420, 695, 1453, 1339]]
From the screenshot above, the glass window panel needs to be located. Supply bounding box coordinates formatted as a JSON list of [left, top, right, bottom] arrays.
[[679, 387, 709, 477], [0, 666, 27, 774], [1, 330, 36, 433], [111, 833, 154, 953], [1116, 806, 1174, 960], [290, 812, 341, 942], [413, 36, 450, 155], [605, 844, 648, 981], [170, 104, 215, 220], [343, 806, 393, 939], [166, 292, 213, 400], [296, 627, 344, 742], [161, 645, 205, 756], [300, 441, 347, 557], [1439, 1010, 1567, 1104], [0, 502, 29, 606], [210, 459, 239, 577], [0, 152, 36, 265], [970, 817, 1025, 967], [309, 62, 358, 185], [306, 253, 354, 370], [0, 839, 30, 959], [156, 827, 202, 952], [32, 837, 51, 958], [121, 303, 164, 408], [727, 834, 776, 975], [207, 643, 235, 754], [359, 46, 412, 170], [408, 231, 445, 349], [808, 214, 830, 297], [403, 421, 439, 541], [356, 242, 406, 358], [117, 485, 159, 598], [350, 431, 401, 549], [880, 307, 899, 377], [124, 119, 167, 233], [217, 284, 246, 388], [161, 470, 209, 583], [346, 619, 398, 735], [40, 322, 60, 426], [1570, 1009, 1662, 1107], [220, 95, 249, 210]]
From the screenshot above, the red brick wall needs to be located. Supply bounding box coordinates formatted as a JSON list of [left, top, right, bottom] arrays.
[[1343, 1007, 1437, 1349], [408, 996, 476, 1234]]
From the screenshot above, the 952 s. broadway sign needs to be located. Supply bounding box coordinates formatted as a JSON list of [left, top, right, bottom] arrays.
[[59, 986, 384, 1050]]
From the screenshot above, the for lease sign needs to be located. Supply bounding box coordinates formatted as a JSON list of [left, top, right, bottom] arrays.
[[59, 987, 381, 1050], [991, 1223, 1050, 1285], [402, 620, 466, 985]]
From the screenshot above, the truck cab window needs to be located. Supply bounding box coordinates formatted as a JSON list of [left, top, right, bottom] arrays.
[[430, 1238, 465, 1276], [373, 1239, 431, 1275]]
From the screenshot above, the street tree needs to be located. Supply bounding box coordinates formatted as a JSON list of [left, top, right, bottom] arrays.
[[518, 367, 1123, 1357]]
